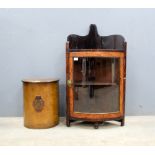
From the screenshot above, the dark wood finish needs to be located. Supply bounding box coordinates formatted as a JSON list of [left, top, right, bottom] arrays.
[[66, 45, 71, 127], [66, 25, 126, 128], [94, 122, 99, 129], [67, 24, 125, 50]]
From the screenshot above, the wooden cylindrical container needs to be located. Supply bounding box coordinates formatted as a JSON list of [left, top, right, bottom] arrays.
[[22, 79, 59, 129]]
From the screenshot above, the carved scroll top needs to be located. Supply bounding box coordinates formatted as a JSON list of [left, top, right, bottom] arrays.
[[67, 24, 126, 51]]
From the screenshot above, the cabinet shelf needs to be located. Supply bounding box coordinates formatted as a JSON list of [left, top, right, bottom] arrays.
[[66, 24, 126, 128], [74, 82, 117, 86]]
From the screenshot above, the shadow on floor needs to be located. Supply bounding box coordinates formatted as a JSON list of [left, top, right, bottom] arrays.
[[61, 119, 122, 129]]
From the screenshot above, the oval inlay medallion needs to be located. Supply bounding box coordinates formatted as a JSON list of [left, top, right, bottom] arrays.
[[33, 96, 44, 112]]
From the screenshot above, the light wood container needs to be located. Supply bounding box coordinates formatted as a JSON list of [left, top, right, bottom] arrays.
[[22, 79, 59, 129]]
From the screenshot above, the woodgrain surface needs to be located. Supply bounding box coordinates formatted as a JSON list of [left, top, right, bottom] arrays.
[[23, 81, 59, 129], [67, 24, 125, 50], [66, 51, 126, 125], [66, 25, 126, 127]]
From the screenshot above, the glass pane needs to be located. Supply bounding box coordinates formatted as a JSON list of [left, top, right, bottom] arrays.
[[73, 57, 120, 113]]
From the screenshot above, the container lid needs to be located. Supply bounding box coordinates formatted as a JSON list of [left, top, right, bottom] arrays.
[[22, 78, 59, 83]]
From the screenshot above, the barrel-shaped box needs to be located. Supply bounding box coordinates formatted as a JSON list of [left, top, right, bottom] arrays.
[[22, 79, 59, 129]]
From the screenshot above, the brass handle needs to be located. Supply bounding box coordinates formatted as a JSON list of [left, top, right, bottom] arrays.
[[67, 80, 72, 87]]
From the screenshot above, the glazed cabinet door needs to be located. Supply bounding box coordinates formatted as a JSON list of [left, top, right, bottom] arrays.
[[67, 52, 125, 120]]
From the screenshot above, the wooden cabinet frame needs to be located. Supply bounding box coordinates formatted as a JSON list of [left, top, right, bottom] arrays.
[[66, 24, 126, 128], [66, 49, 126, 128]]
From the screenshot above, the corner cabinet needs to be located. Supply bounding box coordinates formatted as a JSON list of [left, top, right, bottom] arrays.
[[66, 24, 127, 129]]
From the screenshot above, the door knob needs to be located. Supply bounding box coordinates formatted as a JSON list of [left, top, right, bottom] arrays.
[[67, 80, 72, 87]]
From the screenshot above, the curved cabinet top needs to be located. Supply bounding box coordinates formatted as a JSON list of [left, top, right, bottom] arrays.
[[67, 24, 126, 51]]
